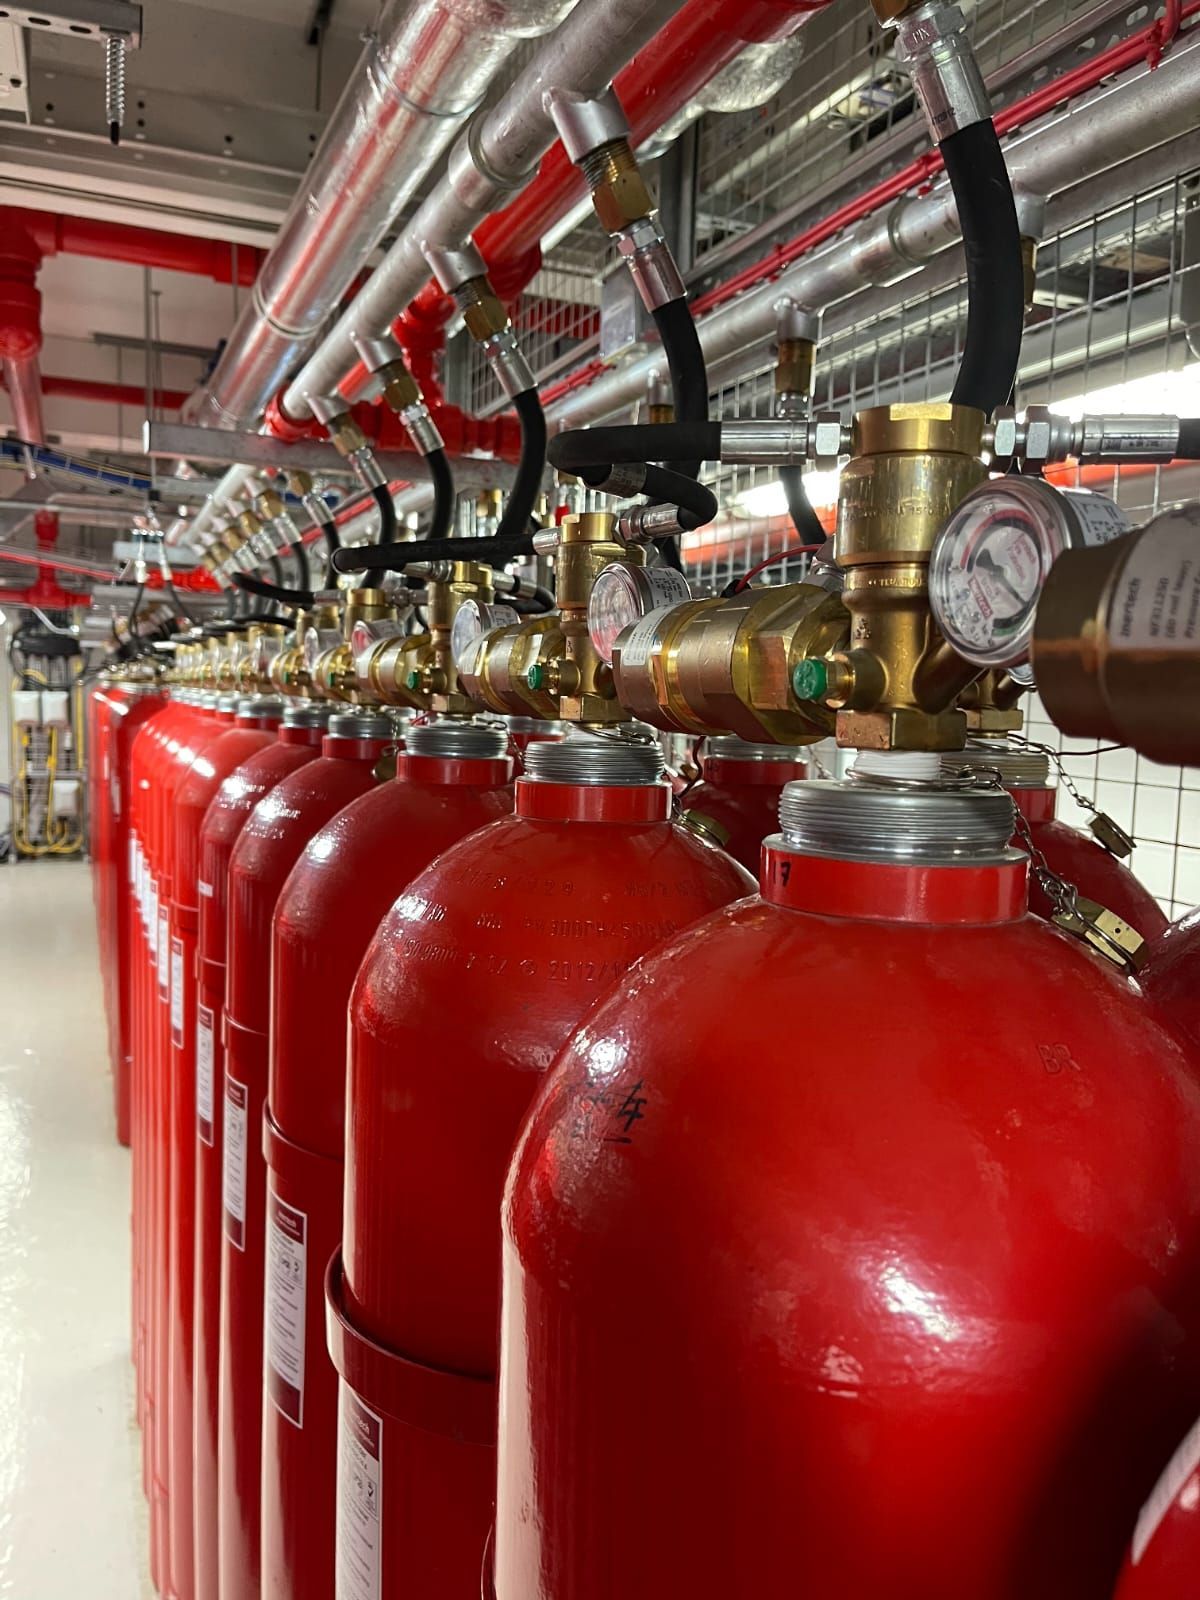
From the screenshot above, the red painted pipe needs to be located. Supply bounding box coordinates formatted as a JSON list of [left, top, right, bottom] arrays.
[[4, 373, 191, 411], [326, 0, 833, 408], [1, 207, 265, 286]]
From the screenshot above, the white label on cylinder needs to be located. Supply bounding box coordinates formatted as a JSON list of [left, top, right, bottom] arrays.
[[1110, 511, 1200, 653], [198, 880, 214, 899], [265, 1188, 307, 1428], [1132, 1412, 1200, 1564], [223, 1075, 248, 1250], [196, 1006, 215, 1146], [336, 1383, 382, 1600], [157, 910, 169, 994], [170, 937, 185, 1047], [147, 876, 157, 939], [619, 602, 680, 670], [645, 567, 693, 608]]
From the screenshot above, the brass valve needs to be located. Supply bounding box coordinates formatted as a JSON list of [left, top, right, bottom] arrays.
[[356, 562, 494, 715], [460, 512, 628, 727], [271, 604, 340, 697], [235, 621, 286, 692], [310, 588, 394, 703]]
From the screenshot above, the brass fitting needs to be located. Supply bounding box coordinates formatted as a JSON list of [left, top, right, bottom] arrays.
[[356, 564, 494, 715], [579, 138, 654, 235], [461, 512, 632, 727], [378, 359, 422, 414], [960, 669, 1026, 736], [271, 604, 340, 697], [775, 338, 815, 411], [310, 589, 394, 702], [255, 486, 287, 523], [453, 275, 510, 344], [235, 622, 286, 692], [325, 410, 370, 460]]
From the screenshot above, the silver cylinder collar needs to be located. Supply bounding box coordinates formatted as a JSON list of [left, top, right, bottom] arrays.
[[524, 727, 666, 787], [777, 776, 1018, 865]]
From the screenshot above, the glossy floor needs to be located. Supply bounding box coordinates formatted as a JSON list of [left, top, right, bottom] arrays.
[[0, 861, 151, 1597]]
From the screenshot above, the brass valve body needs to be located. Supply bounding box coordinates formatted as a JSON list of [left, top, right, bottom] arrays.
[[311, 588, 393, 702], [359, 564, 494, 715]]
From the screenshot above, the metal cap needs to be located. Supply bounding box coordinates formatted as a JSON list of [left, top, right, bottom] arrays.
[[237, 695, 285, 718], [939, 740, 1051, 789], [405, 720, 508, 761], [283, 702, 334, 728], [216, 693, 240, 713], [524, 727, 666, 787], [777, 777, 1018, 865], [328, 710, 393, 741], [705, 735, 806, 763]]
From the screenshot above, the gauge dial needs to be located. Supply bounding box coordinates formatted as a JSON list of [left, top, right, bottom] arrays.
[[450, 600, 519, 673], [587, 563, 692, 665], [930, 478, 1128, 672]]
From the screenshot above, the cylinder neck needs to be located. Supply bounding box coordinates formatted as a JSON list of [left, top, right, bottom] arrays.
[[396, 752, 513, 788], [762, 775, 1026, 924], [516, 777, 672, 824]]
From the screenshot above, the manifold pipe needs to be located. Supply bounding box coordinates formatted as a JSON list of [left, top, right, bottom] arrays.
[[172, 464, 256, 545], [546, 26, 1200, 428], [281, 0, 694, 419], [191, 0, 576, 432]]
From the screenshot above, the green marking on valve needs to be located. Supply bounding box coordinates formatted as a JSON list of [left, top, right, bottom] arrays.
[[527, 663, 545, 691], [792, 658, 829, 702], [405, 670, 421, 691]]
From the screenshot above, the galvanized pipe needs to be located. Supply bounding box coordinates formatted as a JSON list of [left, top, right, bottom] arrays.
[[282, 0, 694, 418], [546, 27, 1200, 427], [192, 0, 575, 431]]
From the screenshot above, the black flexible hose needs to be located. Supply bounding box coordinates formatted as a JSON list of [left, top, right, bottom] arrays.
[[493, 572, 555, 612], [232, 573, 316, 608], [496, 389, 548, 543], [780, 465, 826, 546], [577, 462, 717, 530], [427, 448, 455, 542], [320, 519, 340, 554], [940, 120, 1024, 416], [332, 531, 535, 576], [1177, 420, 1200, 458], [547, 422, 721, 473], [651, 299, 709, 479], [289, 539, 310, 592], [372, 483, 397, 545]]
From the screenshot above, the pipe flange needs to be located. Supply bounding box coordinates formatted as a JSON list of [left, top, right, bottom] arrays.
[[777, 777, 1017, 864], [524, 727, 666, 787]]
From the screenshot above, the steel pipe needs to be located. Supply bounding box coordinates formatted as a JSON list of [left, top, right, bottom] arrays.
[[4, 355, 45, 446], [546, 25, 1200, 427], [191, 0, 574, 432], [282, 0, 700, 418]]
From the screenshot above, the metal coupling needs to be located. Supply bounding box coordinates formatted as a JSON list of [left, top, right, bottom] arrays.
[[1070, 414, 1184, 463], [774, 304, 817, 418], [351, 332, 406, 378], [890, 1, 991, 142], [400, 403, 445, 456], [480, 327, 535, 400], [615, 216, 686, 312], [424, 241, 488, 297], [987, 407, 1184, 468], [616, 503, 689, 545], [545, 86, 631, 164], [717, 414, 850, 466]]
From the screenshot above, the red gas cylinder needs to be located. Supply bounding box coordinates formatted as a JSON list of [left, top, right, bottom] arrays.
[[943, 741, 1167, 941], [168, 692, 286, 1600], [494, 766, 1200, 1600], [682, 736, 809, 873], [219, 709, 394, 1600], [1113, 1416, 1200, 1599], [130, 687, 228, 1591], [89, 676, 165, 1143], [262, 718, 513, 1600], [1141, 910, 1200, 1051], [191, 700, 332, 1600], [333, 729, 754, 1600]]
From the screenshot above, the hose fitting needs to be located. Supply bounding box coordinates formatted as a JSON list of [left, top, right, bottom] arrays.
[[889, 1, 991, 141]]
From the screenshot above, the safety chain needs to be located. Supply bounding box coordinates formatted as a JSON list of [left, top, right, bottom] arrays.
[[1007, 732, 1136, 859]]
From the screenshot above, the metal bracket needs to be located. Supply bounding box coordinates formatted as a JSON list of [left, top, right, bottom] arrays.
[[0, 1, 142, 45]]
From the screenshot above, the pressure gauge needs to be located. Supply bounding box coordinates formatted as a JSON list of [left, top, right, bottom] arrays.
[[929, 478, 1129, 676], [587, 563, 693, 665], [450, 600, 519, 673]]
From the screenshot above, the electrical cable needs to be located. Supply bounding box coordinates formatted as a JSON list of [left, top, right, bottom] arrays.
[[727, 543, 824, 595]]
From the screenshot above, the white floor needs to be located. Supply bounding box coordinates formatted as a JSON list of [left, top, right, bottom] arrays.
[[0, 860, 151, 1598]]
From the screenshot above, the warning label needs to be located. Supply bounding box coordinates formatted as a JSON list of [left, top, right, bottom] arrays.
[[170, 936, 186, 1048], [197, 1005, 215, 1146], [223, 1075, 248, 1249], [266, 1189, 307, 1428], [336, 1383, 382, 1600]]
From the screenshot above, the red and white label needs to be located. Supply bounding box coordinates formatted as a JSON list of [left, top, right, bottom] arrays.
[[336, 1383, 382, 1600], [265, 1188, 307, 1428], [146, 874, 157, 938], [170, 936, 186, 1047], [196, 1006, 215, 1146], [1132, 1412, 1200, 1565], [223, 1075, 248, 1249], [198, 879, 214, 899]]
